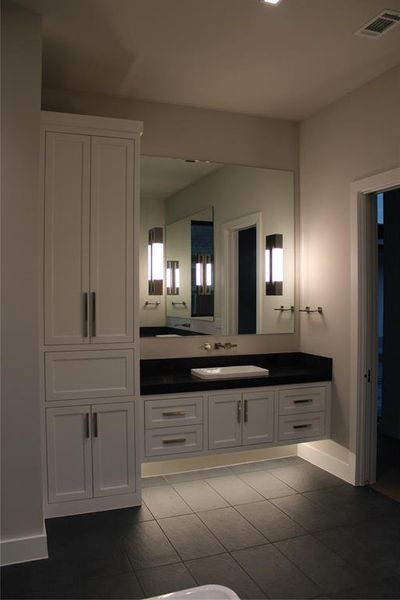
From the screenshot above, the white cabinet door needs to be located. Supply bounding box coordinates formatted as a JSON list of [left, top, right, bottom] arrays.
[[90, 137, 135, 344], [92, 402, 136, 497], [208, 394, 242, 450], [44, 132, 91, 345], [46, 406, 92, 503], [242, 391, 274, 446]]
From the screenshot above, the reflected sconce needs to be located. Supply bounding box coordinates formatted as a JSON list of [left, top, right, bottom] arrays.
[[166, 260, 180, 295], [148, 227, 164, 295], [195, 254, 213, 296], [265, 234, 283, 295]]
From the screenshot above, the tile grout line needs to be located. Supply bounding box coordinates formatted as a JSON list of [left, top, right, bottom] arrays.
[[155, 513, 228, 564], [170, 477, 233, 511]]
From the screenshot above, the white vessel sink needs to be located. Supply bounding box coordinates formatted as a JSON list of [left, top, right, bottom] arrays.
[[147, 584, 240, 600], [191, 365, 269, 380]]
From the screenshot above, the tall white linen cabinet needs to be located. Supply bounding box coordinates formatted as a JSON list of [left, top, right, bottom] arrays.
[[40, 112, 143, 517]]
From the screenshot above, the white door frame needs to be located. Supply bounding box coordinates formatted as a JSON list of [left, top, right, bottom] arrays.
[[350, 166, 400, 486], [221, 212, 262, 335]]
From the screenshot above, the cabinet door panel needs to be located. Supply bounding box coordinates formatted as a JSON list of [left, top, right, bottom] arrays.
[[44, 132, 90, 345], [208, 394, 241, 450], [90, 137, 134, 343], [45, 350, 134, 401], [92, 402, 135, 497], [242, 391, 274, 446], [46, 406, 92, 503]]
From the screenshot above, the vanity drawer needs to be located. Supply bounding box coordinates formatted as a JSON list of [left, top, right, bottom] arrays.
[[278, 386, 326, 415], [145, 425, 203, 457], [45, 350, 134, 401], [145, 396, 203, 429], [278, 413, 326, 441]]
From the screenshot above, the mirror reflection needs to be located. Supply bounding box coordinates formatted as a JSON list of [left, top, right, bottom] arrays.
[[140, 156, 294, 338]]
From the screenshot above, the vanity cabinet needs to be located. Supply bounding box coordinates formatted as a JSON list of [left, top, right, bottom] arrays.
[[143, 382, 331, 461], [208, 390, 274, 450], [46, 402, 135, 504], [44, 130, 135, 345]]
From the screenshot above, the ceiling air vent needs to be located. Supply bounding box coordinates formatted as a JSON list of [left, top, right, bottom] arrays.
[[356, 9, 400, 38]]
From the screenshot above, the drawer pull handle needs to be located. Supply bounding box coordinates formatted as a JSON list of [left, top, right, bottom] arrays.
[[244, 399, 248, 423], [293, 424, 311, 429], [162, 438, 187, 444], [237, 400, 242, 424], [90, 292, 96, 337], [294, 399, 313, 404], [93, 412, 99, 437], [162, 411, 186, 417]]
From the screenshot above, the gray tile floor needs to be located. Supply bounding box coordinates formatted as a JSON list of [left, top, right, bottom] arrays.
[[2, 457, 400, 599]]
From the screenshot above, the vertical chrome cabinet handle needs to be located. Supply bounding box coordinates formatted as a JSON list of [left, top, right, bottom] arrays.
[[83, 293, 89, 338], [90, 292, 96, 337], [85, 413, 90, 438], [93, 412, 99, 437], [237, 400, 242, 424], [244, 399, 248, 423]]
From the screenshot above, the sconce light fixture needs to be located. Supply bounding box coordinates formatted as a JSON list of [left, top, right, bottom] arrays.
[[148, 227, 164, 295], [166, 260, 180, 295], [265, 233, 283, 295], [195, 254, 213, 295]]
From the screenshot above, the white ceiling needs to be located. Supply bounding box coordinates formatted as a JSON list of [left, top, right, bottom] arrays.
[[141, 156, 221, 203], [19, 0, 400, 120]]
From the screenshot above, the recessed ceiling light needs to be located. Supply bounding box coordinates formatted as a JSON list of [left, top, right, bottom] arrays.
[[261, 0, 281, 4]]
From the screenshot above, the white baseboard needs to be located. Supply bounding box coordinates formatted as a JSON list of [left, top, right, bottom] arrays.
[[298, 441, 356, 484], [0, 527, 48, 566]]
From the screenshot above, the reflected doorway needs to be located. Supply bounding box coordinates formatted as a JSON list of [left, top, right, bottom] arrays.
[[238, 226, 257, 334]]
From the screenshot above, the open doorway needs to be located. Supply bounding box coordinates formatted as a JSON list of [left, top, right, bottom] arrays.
[[372, 188, 400, 501]]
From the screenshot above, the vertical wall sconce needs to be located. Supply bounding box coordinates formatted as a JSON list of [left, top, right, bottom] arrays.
[[195, 254, 213, 295], [166, 260, 180, 295], [265, 234, 283, 295], [148, 227, 164, 295]]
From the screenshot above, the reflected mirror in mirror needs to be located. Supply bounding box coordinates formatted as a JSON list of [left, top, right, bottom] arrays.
[[140, 156, 294, 338]]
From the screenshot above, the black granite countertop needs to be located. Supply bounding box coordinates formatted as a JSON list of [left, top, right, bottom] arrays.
[[140, 352, 332, 395]]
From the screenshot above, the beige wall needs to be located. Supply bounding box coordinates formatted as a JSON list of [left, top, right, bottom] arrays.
[[1, 2, 44, 543], [42, 88, 298, 172], [42, 88, 300, 358], [299, 66, 400, 454]]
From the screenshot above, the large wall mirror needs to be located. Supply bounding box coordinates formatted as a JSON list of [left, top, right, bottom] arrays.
[[140, 156, 294, 338]]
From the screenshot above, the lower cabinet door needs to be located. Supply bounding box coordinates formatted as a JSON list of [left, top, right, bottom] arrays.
[[91, 402, 136, 497], [242, 391, 275, 446], [208, 394, 242, 450], [46, 406, 93, 503]]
